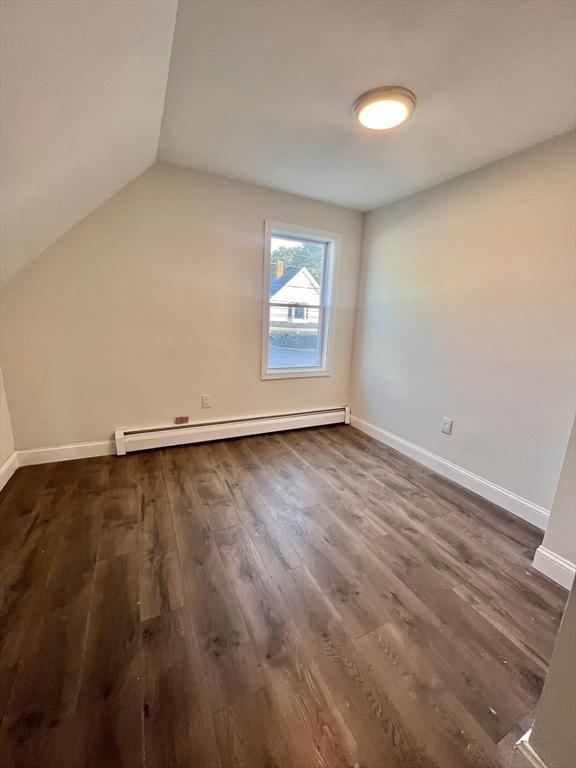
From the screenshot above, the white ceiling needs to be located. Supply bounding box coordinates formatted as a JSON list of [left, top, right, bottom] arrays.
[[0, 0, 177, 284], [160, 0, 575, 210], [1, 0, 574, 284]]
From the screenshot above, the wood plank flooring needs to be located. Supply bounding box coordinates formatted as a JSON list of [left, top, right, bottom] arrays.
[[0, 425, 567, 768]]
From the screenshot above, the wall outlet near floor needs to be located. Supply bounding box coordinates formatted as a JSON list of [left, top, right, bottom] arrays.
[[201, 394, 212, 409], [174, 415, 189, 425], [441, 417, 453, 435]]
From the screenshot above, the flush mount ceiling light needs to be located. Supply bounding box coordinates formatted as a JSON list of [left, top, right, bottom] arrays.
[[353, 86, 416, 131]]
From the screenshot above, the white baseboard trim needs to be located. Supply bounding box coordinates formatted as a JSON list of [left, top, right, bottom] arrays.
[[9, 408, 348, 467], [350, 416, 550, 531], [18, 440, 115, 467], [515, 730, 548, 768], [0, 451, 19, 491], [532, 546, 575, 590], [516, 744, 547, 768]]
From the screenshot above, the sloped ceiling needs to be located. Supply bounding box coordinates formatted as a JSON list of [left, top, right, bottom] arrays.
[[1, 0, 575, 284], [0, 0, 177, 285], [159, 0, 575, 211]]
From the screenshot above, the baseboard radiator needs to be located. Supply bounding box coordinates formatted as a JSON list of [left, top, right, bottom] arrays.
[[115, 406, 350, 456]]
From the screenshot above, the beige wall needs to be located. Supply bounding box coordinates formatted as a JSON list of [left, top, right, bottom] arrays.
[[0, 364, 15, 464], [351, 133, 576, 510], [530, 584, 576, 768], [0, 164, 363, 450]]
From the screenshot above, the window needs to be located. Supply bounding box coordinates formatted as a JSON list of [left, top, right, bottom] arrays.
[[294, 306, 305, 320], [261, 220, 338, 379]]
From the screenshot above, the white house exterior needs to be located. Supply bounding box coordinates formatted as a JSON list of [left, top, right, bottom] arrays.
[[269, 265, 320, 322]]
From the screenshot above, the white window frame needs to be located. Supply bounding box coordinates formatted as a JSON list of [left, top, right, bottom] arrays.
[[261, 220, 339, 380]]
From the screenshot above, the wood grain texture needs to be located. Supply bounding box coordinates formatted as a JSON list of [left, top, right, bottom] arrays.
[[142, 609, 220, 768], [0, 426, 566, 767]]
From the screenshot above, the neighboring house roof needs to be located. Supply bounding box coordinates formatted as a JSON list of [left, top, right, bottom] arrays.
[[269, 266, 320, 298], [269, 266, 301, 296]]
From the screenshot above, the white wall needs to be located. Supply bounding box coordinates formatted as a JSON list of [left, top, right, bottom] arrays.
[[0, 364, 15, 465], [0, 0, 177, 285], [542, 420, 576, 564], [534, 419, 576, 584], [351, 133, 575, 511], [0, 164, 363, 450], [530, 584, 576, 768]]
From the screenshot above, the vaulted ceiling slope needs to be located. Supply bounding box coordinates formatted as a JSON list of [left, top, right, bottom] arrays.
[[1, 0, 575, 285], [0, 0, 177, 285]]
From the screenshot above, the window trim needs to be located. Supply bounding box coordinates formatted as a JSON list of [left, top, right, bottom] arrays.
[[261, 220, 339, 380]]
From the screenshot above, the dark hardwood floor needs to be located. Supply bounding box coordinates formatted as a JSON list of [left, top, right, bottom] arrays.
[[0, 425, 567, 768]]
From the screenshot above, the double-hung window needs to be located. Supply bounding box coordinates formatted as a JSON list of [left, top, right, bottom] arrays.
[[261, 221, 338, 379]]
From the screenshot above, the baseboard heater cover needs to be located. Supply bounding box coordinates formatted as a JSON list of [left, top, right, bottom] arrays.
[[115, 406, 350, 455]]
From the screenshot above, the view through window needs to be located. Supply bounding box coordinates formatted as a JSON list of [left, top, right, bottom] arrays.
[[263, 225, 335, 377]]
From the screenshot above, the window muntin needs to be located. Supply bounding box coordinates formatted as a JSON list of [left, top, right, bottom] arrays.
[[262, 223, 337, 379]]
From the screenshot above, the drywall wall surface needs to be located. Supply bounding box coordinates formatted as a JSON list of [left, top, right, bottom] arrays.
[[540, 420, 576, 565], [0, 364, 15, 464], [351, 133, 576, 510], [0, 164, 363, 449], [530, 584, 576, 768], [0, 0, 178, 284]]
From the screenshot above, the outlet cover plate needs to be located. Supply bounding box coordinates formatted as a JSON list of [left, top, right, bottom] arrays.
[[441, 417, 453, 435]]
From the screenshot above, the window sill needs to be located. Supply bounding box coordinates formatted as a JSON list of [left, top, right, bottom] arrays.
[[261, 368, 332, 381]]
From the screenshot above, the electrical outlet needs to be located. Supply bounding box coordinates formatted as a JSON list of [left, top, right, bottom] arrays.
[[201, 394, 212, 409], [441, 417, 453, 435]]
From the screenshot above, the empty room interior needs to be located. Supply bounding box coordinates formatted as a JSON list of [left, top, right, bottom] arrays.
[[1, 1, 575, 767]]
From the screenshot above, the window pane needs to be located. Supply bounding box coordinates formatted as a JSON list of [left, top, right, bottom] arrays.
[[264, 228, 333, 375], [267, 304, 321, 369], [269, 237, 325, 307]]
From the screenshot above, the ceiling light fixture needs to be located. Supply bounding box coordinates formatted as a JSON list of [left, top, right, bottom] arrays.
[[353, 86, 416, 131]]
